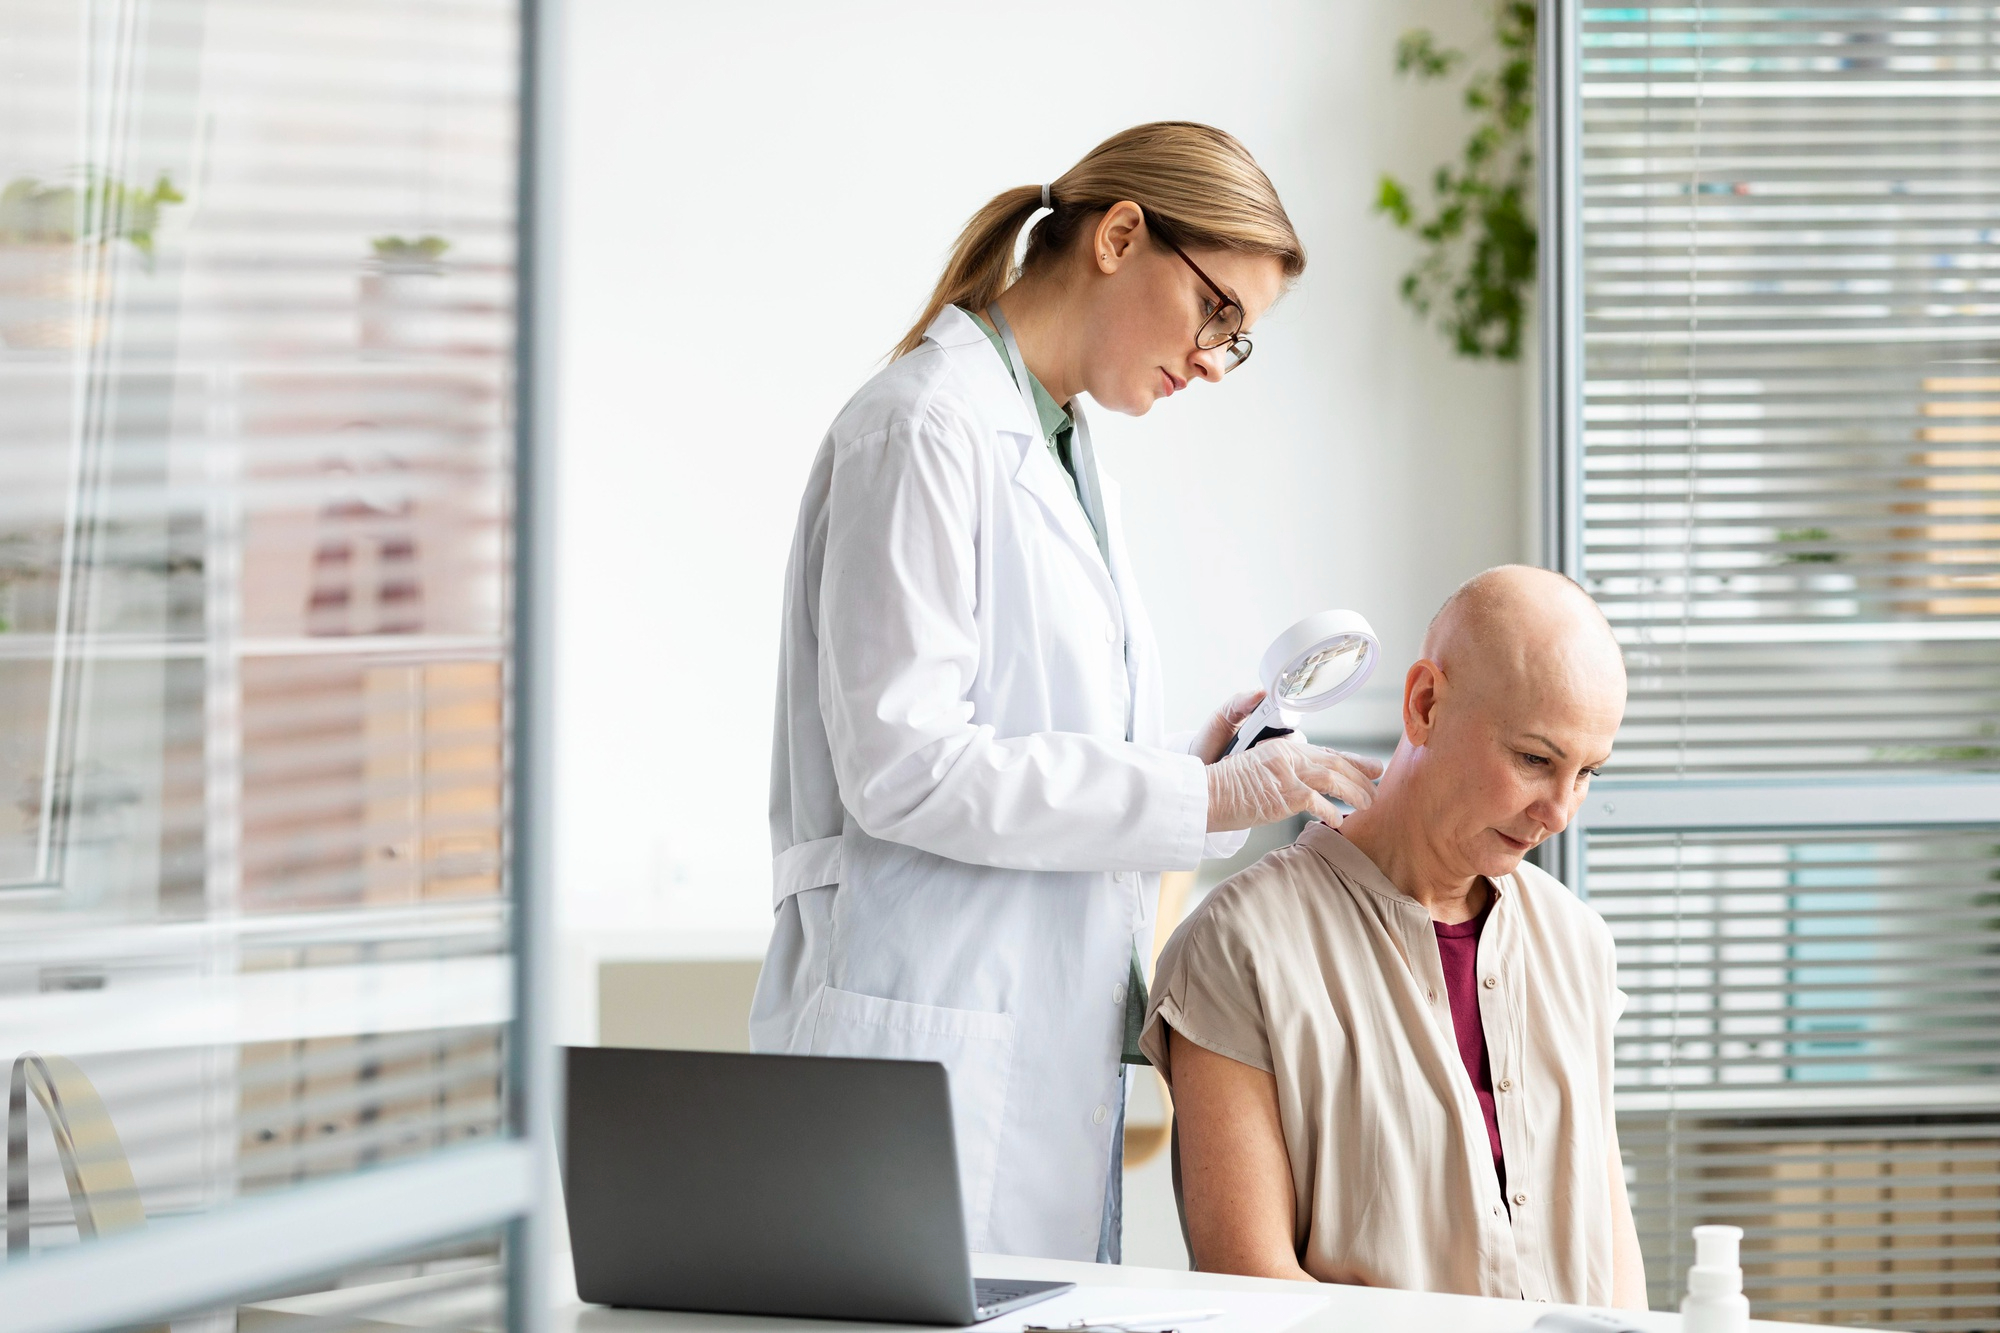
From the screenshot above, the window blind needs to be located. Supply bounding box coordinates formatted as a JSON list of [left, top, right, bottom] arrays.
[[0, 0, 523, 1316], [1594, 827, 2000, 1096], [1580, 4, 2000, 779], [1575, 6, 2000, 1327], [1591, 823, 2000, 1322], [1618, 1105, 2000, 1330]]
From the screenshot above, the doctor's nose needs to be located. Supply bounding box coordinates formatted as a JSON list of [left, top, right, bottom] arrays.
[[1188, 347, 1230, 382]]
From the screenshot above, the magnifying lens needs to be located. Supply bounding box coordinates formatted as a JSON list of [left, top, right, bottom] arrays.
[[1225, 610, 1381, 758]]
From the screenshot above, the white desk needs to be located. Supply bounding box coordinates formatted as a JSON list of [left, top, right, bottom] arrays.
[[246, 1251, 1869, 1333]]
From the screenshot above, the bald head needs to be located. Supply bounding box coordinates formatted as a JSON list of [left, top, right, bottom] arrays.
[[1421, 565, 1626, 714], [1340, 566, 1627, 880]]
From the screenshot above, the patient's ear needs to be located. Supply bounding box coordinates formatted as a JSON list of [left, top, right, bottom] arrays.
[[1404, 659, 1445, 746]]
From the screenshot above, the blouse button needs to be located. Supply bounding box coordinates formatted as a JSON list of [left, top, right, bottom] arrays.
[[1482, 974, 1499, 990], [1514, 1191, 1529, 1207], [1498, 1077, 1513, 1093]]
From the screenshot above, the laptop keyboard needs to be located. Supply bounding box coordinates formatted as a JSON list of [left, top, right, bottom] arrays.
[[974, 1279, 1071, 1318]]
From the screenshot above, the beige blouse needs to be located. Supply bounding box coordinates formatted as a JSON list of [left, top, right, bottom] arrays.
[[1140, 823, 1625, 1306]]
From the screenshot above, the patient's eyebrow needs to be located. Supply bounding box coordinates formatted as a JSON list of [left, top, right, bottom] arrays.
[[1522, 732, 1569, 760]]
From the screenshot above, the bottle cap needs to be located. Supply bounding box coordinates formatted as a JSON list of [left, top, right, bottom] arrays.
[[1688, 1224, 1744, 1297], [1694, 1225, 1742, 1270]]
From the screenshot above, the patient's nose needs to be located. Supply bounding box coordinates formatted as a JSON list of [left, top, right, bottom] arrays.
[[1527, 790, 1571, 837]]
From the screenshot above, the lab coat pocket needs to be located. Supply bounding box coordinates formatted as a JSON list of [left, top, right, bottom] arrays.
[[809, 985, 1016, 1248]]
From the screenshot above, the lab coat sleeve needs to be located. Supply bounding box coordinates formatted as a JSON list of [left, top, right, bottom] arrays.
[[1167, 728, 1250, 862], [817, 408, 1209, 873], [1201, 829, 1250, 860]]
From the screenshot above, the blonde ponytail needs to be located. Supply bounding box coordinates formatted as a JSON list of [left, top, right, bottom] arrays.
[[894, 122, 1305, 359]]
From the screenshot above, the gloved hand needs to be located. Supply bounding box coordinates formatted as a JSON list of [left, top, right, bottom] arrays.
[[1205, 736, 1384, 833], [1191, 689, 1269, 765]]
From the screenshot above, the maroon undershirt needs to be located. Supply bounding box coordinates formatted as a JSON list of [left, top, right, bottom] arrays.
[[1433, 893, 1505, 1188]]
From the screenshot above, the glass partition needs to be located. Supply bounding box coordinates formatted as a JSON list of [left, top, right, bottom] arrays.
[[0, 0, 539, 1325]]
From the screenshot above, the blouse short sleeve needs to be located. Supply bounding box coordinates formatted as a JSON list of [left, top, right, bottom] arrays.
[[1139, 893, 1275, 1078]]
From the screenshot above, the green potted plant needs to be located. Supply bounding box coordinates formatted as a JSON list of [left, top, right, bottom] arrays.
[[0, 171, 182, 350], [1375, 3, 1537, 362], [359, 233, 451, 354]]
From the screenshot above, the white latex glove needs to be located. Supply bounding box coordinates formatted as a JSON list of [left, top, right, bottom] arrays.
[[1205, 736, 1384, 833], [1192, 689, 1269, 765]]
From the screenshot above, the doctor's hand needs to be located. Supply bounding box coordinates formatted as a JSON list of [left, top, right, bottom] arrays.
[[1193, 689, 1269, 765], [1204, 737, 1383, 833]]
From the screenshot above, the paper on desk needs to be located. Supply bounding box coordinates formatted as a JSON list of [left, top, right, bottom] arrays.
[[973, 1283, 1329, 1333]]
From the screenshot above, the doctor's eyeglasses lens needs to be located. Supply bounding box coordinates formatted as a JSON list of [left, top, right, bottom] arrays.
[[1155, 230, 1253, 372], [1198, 306, 1252, 372]]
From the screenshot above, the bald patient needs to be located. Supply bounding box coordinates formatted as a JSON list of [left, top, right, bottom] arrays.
[[1139, 566, 1644, 1308]]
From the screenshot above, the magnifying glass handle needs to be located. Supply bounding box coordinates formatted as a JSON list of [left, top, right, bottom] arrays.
[[1232, 723, 1295, 756], [1224, 698, 1295, 759]]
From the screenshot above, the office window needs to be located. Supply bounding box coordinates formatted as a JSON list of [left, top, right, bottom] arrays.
[[0, 0, 541, 1326], [1596, 828, 2000, 1092], [1557, 3, 2000, 1326]]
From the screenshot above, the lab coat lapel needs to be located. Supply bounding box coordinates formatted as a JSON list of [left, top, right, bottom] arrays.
[[1011, 439, 1119, 609], [1097, 468, 1140, 631], [927, 304, 1121, 619], [1095, 467, 1144, 745], [929, 309, 1118, 613]]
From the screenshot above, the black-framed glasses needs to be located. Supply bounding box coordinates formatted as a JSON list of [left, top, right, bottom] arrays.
[[1155, 232, 1253, 372]]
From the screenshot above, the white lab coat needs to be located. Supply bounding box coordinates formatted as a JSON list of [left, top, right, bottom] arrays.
[[751, 305, 1236, 1260]]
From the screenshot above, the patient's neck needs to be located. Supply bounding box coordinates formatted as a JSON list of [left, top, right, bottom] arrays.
[[1337, 756, 1488, 926]]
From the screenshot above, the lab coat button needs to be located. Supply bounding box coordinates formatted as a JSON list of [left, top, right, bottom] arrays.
[[1092, 1104, 1109, 1125], [1103, 623, 1117, 643], [1513, 1191, 1529, 1207], [1498, 1077, 1513, 1093], [1483, 974, 1499, 989], [1112, 984, 1127, 1006]]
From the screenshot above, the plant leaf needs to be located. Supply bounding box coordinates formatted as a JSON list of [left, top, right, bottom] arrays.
[[1375, 0, 1539, 362], [1375, 176, 1413, 227], [1395, 29, 1463, 80]]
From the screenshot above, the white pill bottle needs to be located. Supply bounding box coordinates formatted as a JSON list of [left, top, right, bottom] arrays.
[[1681, 1224, 1749, 1333]]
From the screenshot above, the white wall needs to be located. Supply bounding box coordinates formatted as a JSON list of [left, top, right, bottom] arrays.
[[554, 0, 1530, 940]]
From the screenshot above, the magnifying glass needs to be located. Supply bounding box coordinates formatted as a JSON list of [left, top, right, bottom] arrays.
[[1224, 610, 1381, 758]]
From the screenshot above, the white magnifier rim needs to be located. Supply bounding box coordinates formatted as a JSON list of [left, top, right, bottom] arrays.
[[1225, 609, 1381, 759], [1259, 609, 1380, 711]]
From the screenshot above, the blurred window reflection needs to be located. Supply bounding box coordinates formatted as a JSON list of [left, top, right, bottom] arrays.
[[0, 0, 521, 1321]]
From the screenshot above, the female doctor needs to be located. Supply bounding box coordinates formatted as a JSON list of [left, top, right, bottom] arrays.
[[749, 123, 1381, 1263]]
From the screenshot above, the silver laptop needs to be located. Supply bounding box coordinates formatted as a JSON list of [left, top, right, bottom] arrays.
[[562, 1046, 1074, 1325]]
